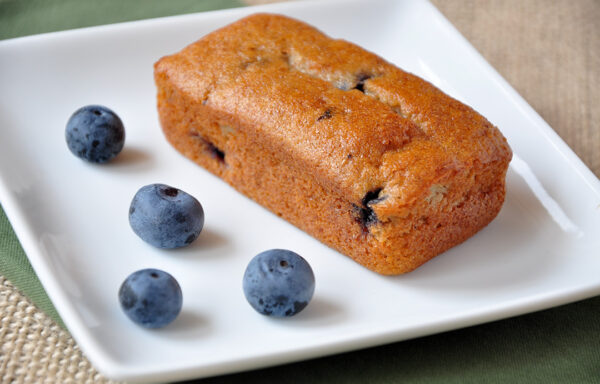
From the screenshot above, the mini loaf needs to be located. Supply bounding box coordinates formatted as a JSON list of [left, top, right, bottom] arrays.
[[154, 13, 512, 275]]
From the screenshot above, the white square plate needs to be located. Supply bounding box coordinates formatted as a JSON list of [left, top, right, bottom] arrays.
[[1, 0, 599, 382]]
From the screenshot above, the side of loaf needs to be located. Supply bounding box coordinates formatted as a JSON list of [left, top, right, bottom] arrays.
[[153, 13, 512, 275]]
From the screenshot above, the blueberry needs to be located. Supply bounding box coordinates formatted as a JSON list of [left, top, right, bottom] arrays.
[[243, 249, 315, 317], [65, 105, 125, 163], [129, 184, 204, 249], [118, 268, 182, 328]]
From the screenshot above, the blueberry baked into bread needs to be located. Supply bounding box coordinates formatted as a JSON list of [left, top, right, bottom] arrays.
[[154, 14, 512, 275]]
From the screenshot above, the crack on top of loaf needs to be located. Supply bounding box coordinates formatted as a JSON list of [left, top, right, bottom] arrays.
[[358, 84, 410, 121], [237, 43, 283, 70], [230, 42, 425, 176], [390, 105, 405, 117], [352, 73, 374, 93], [219, 124, 236, 137], [239, 55, 270, 70], [200, 86, 214, 106], [362, 188, 385, 207], [425, 184, 447, 205]]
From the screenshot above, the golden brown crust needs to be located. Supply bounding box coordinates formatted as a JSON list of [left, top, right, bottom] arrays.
[[154, 13, 512, 274]]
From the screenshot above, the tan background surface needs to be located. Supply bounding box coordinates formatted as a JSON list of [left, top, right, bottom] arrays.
[[1, 0, 598, 383], [433, 0, 599, 177]]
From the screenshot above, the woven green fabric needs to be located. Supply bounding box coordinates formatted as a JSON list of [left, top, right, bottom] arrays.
[[1, 1, 599, 383], [0, 0, 243, 40]]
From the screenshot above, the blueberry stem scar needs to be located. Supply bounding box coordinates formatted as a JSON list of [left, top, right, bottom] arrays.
[[162, 187, 179, 197]]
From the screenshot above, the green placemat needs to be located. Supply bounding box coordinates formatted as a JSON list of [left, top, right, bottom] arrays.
[[197, 299, 600, 383], [0, 0, 243, 40], [0, 205, 65, 327]]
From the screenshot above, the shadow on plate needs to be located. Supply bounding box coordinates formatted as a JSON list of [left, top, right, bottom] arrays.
[[160, 227, 234, 260], [105, 146, 154, 172], [390, 167, 573, 292], [156, 310, 212, 340], [273, 296, 348, 328]]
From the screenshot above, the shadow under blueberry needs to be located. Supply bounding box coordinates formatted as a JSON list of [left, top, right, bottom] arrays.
[[192, 227, 229, 250], [272, 296, 347, 328], [161, 227, 233, 260], [105, 146, 154, 171], [392, 167, 565, 292], [154, 309, 212, 340]]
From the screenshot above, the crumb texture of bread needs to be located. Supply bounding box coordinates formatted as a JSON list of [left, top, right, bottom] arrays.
[[154, 13, 512, 275]]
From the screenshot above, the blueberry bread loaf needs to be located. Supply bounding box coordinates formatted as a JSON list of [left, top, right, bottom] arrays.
[[154, 14, 512, 274]]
